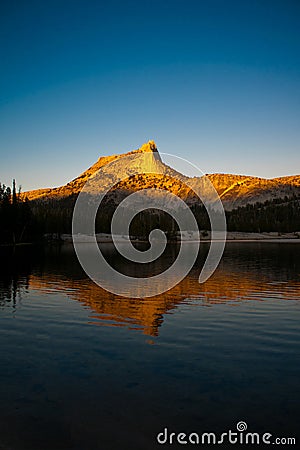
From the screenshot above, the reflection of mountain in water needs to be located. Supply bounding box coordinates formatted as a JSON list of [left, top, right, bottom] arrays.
[[1, 243, 300, 336]]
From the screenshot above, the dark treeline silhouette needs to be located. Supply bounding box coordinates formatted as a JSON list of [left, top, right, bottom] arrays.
[[28, 193, 300, 237], [226, 194, 300, 233], [0, 180, 41, 244], [1, 183, 300, 244], [31, 195, 77, 236]]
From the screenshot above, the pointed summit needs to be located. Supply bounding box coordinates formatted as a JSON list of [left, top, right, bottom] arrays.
[[138, 140, 162, 162], [139, 140, 157, 152]]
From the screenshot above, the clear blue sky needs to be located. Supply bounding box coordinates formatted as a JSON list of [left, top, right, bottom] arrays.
[[0, 0, 299, 191]]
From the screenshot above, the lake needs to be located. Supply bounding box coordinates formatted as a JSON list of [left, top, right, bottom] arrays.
[[0, 242, 299, 449]]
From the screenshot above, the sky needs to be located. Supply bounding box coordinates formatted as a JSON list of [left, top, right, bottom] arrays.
[[0, 0, 300, 191]]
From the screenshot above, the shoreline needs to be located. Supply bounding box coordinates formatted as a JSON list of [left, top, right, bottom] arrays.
[[2, 232, 299, 247], [66, 231, 300, 243]]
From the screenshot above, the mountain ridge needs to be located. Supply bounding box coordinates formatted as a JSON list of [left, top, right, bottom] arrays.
[[25, 141, 300, 210]]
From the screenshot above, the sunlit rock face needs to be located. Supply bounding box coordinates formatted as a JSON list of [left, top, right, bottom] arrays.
[[25, 141, 300, 209], [138, 140, 162, 162]]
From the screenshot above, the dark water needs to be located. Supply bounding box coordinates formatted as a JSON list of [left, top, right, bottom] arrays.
[[0, 242, 299, 449]]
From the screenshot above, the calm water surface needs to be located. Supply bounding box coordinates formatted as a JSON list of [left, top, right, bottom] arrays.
[[0, 242, 299, 449]]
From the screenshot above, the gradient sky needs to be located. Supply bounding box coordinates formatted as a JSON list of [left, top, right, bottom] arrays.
[[0, 0, 300, 191]]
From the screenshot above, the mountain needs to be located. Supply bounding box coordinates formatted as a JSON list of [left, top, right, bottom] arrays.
[[25, 140, 183, 200], [25, 140, 300, 211], [204, 173, 300, 210]]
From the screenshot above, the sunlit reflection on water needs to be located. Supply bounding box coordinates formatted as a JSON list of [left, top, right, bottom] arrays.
[[0, 242, 299, 449]]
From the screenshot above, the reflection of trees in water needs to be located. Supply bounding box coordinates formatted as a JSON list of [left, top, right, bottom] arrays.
[[0, 246, 37, 307], [0, 276, 27, 307]]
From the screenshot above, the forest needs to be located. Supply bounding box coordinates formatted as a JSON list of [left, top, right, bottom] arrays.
[[0, 181, 299, 244], [0, 181, 38, 244]]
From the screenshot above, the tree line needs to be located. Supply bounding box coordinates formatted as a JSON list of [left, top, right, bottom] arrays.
[[0, 180, 39, 244], [1, 181, 299, 244], [226, 195, 300, 233]]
